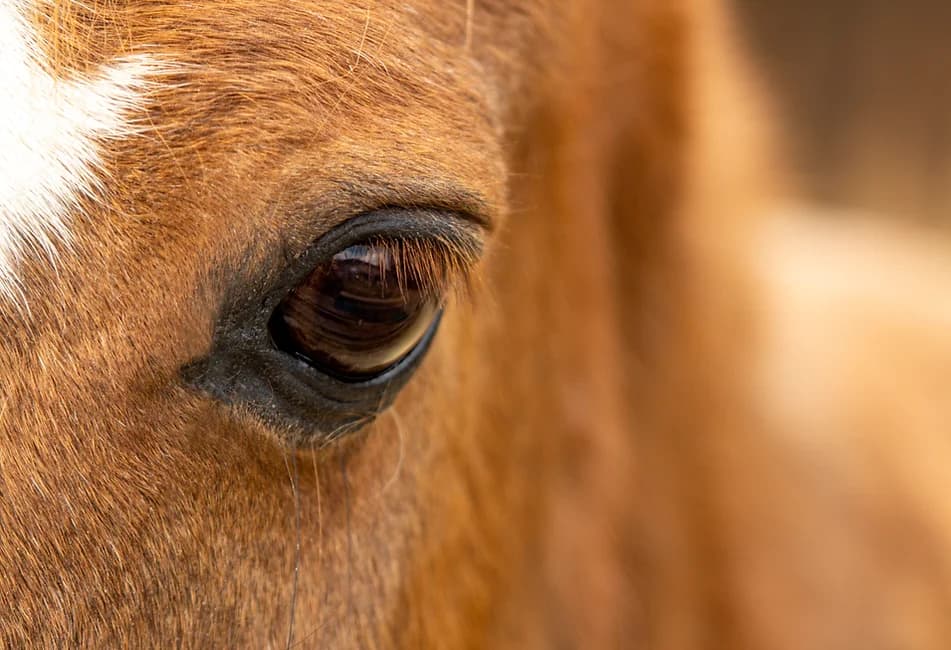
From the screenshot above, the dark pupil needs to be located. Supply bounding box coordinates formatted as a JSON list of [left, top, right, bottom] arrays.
[[269, 243, 438, 381]]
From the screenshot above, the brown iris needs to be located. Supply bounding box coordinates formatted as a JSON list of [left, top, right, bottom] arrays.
[[268, 242, 439, 382]]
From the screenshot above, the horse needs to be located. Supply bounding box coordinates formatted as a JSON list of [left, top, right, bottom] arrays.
[[3, 0, 951, 647]]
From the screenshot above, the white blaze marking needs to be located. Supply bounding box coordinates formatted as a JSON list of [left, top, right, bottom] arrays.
[[0, 1, 160, 304]]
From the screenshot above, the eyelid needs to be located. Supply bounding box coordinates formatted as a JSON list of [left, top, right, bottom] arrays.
[[316, 175, 497, 233]]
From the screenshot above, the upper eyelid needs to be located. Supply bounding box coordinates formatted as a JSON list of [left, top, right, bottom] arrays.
[[315, 175, 497, 233]]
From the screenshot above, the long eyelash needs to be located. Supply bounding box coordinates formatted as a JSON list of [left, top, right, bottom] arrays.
[[367, 233, 482, 301]]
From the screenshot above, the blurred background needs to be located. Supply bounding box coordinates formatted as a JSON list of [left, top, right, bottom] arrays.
[[732, 1, 951, 222]]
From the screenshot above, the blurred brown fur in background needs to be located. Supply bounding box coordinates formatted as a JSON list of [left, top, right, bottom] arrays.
[[735, 0, 951, 222], [656, 4, 951, 646]]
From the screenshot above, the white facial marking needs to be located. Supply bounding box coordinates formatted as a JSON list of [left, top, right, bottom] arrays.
[[0, 1, 161, 305]]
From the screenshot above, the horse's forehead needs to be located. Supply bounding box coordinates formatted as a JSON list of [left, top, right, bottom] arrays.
[[2, 0, 512, 309], [0, 1, 159, 304]]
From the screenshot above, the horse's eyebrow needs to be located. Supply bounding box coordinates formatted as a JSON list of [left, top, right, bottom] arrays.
[[327, 175, 497, 233]]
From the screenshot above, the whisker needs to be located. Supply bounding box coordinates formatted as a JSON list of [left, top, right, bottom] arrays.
[[282, 448, 302, 650], [339, 452, 356, 630], [313, 450, 329, 622], [376, 406, 407, 498], [287, 450, 326, 650]]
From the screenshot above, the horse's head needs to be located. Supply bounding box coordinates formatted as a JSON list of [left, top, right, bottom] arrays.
[[5, 1, 695, 645], [5, 1, 951, 648]]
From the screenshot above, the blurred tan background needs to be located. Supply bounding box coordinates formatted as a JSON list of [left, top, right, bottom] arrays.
[[732, 1, 951, 222]]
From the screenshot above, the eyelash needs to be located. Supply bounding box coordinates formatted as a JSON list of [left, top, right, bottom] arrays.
[[358, 234, 481, 302]]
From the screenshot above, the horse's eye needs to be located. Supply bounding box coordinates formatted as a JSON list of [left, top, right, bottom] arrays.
[[268, 242, 440, 381], [183, 209, 478, 441]]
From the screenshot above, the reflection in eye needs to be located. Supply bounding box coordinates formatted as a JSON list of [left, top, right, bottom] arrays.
[[268, 241, 441, 382]]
